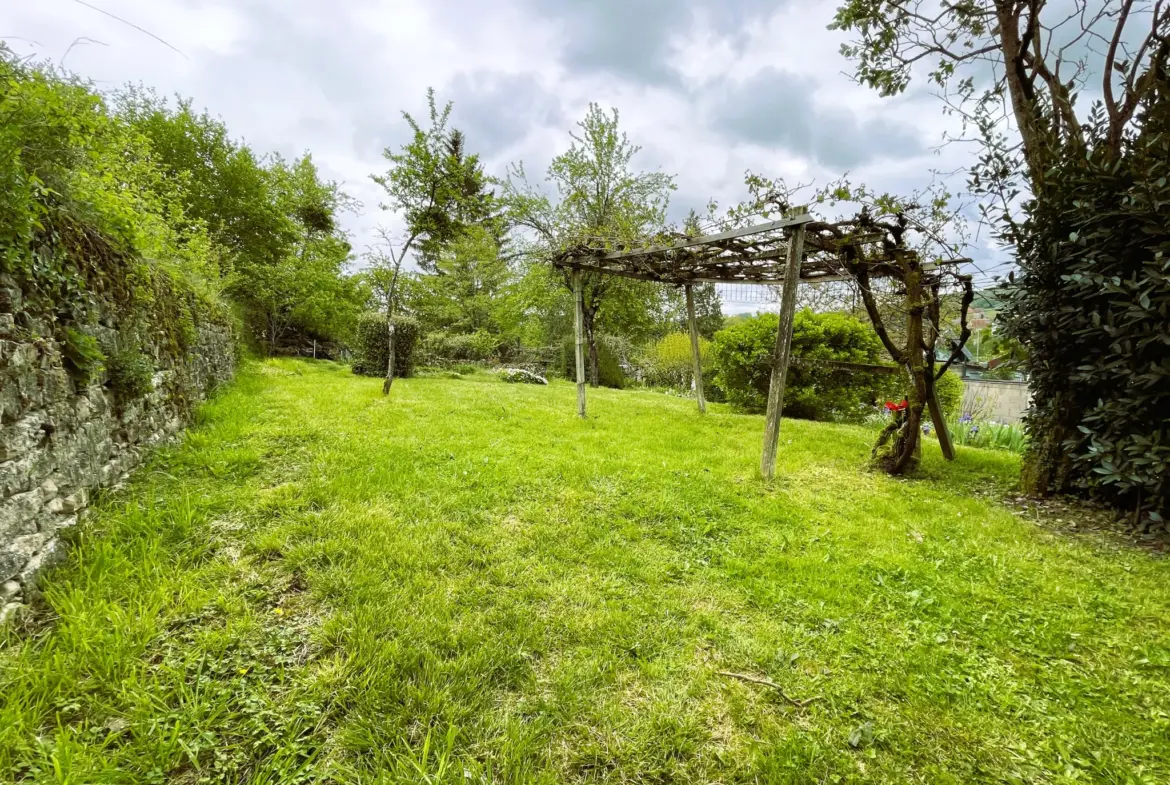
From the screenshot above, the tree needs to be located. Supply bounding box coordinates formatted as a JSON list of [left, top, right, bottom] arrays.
[[410, 225, 518, 339], [371, 89, 499, 275], [502, 104, 676, 385], [831, 1, 1166, 188], [364, 228, 411, 394], [250, 154, 359, 353], [832, 1, 1169, 514], [116, 88, 293, 286], [117, 93, 362, 351]]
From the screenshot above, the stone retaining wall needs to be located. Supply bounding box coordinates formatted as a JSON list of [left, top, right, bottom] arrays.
[[0, 275, 234, 621]]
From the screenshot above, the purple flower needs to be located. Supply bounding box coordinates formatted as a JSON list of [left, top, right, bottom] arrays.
[[922, 424, 932, 435], [969, 425, 980, 436], [959, 413, 973, 424]]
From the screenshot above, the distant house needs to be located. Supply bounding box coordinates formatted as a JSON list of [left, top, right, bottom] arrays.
[[968, 308, 992, 329]]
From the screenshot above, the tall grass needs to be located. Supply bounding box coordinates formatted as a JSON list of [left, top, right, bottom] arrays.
[[944, 414, 1029, 453], [3, 360, 1168, 784]]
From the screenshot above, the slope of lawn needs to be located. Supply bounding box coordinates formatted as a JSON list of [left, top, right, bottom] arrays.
[[2, 359, 1169, 784]]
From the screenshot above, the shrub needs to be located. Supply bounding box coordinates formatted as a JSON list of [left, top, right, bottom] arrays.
[[61, 327, 106, 386], [105, 346, 155, 400], [1001, 82, 1170, 520], [560, 335, 626, 388], [351, 312, 418, 378], [642, 332, 709, 390], [499, 368, 548, 385], [710, 310, 888, 420], [421, 330, 501, 365]]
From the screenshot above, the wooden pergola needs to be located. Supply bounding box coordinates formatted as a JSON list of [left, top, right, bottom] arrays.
[[554, 207, 966, 478]]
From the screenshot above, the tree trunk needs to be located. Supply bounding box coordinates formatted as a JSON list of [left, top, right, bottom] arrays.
[[267, 316, 278, 357], [1019, 394, 1075, 496], [382, 318, 396, 395], [995, 1, 1048, 189], [582, 307, 600, 387]]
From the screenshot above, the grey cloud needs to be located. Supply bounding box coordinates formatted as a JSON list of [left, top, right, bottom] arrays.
[[352, 118, 408, 163], [439, 0, 782, 86], [708, 67, 923, 169], [184, 0, 417, 158], [445, 71, 563, 158]]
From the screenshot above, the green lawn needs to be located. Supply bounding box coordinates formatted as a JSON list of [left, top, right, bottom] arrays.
[[3, 360, 1169, 784]]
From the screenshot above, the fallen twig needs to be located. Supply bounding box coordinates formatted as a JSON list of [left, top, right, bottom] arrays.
[[716, 671, 821, 708]]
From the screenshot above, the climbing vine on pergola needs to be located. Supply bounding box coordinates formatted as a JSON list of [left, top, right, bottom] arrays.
[[553, 207, 974, 477]]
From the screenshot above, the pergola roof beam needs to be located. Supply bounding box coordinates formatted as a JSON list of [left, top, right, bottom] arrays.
[[596, 213, 817, 261]]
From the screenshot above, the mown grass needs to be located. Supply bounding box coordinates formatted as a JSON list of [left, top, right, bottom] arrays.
[[2, 359, 1169, 784]]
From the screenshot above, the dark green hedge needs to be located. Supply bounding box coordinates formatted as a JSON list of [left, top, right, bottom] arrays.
[[1003, 92, 1169, 520], [351, 312, 419, 378]]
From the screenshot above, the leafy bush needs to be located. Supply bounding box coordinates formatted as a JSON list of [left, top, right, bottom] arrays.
[[421, 330, 501, 364], [351, 312, 418, 378], [560, 336, 626, 389], [61, 328, 106, 386], [642, 332, 708, 389], [105, 346, 155, 400], [710, 310, 888, 420]]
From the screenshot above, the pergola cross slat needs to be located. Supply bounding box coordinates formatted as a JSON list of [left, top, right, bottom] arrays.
[[554, 207, 965, 478]]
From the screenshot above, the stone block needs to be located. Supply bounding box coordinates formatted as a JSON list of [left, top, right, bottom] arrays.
[[17, 535, 64, 587], [0, 453, 42, 497], [1, 530, 50, 582], [0, 380, 20, 425], [0, 488, 43, 540], [0, 413, 46, 461], [60, 490, 87, 514], [0, 579, 18, 601]]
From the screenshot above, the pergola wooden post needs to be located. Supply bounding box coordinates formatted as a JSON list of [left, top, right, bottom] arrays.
[[760, 207, 808, 479], [927, 390, 955, 459], [684, 284, 706, 414], [573, 268, 587, 418], [553, 208, 968, 472]]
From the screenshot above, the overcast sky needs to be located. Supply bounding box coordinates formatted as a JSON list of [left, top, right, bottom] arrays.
[[4, 0, 1011, 288]]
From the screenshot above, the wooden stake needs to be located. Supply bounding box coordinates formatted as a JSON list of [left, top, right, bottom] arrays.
[[927, 383, 955, 460], [760, 206, 808, 479], [573, 268, 587, 418], [685, 284, 706, 414]]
